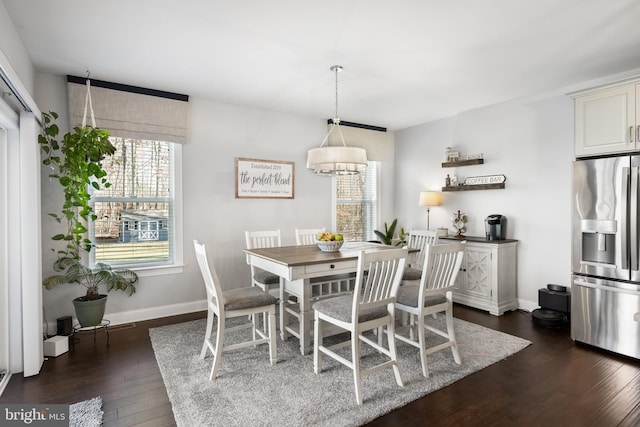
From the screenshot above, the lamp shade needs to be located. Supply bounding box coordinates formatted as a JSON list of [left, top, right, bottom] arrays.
[[306, 146, 368, 176], [419, 191, 443, 207]]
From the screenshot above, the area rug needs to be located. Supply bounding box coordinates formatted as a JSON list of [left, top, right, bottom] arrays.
[[150, 317, 530, 427], [69, 396, 103, 427]]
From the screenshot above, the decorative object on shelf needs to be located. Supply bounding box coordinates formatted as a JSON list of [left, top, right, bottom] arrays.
[[419, 191, 443, 230], [450, 210, 468, 238], [445, 174, 451, 187], [306, 65, 368, 176], [316, 231, 344, 252], [464, 174, 506, 186], [451, 175, 458, 186], [444, 147, 452, 162]]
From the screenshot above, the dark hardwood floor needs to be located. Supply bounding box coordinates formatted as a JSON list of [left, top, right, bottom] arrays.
[[1, 305, 639, 426]]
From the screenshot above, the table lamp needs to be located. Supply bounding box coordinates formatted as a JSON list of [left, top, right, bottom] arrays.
[[419, 191, 443, 230]]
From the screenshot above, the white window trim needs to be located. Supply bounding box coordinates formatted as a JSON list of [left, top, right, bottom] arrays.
[[91, 143, 184, 277], [332, 160, 382, 240]]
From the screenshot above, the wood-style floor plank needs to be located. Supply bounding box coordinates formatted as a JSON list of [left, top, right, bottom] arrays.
[[1, 307, 639, 426]]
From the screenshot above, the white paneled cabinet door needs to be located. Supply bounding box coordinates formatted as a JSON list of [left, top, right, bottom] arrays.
[[463, 246, 492, 300], [574, 82, 636, 157]]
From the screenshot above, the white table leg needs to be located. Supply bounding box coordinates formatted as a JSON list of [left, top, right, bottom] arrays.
[[279, 278, 289, 341], [297, 278, 314, 355]]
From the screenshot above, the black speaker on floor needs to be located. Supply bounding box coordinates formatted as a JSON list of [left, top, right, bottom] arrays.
[[532, 284, 570, 328], [57, 315, 73, 336]]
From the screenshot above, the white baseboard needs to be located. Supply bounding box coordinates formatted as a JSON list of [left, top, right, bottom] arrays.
[[44, 299, 207, 336], [517, 298, 538, 313]]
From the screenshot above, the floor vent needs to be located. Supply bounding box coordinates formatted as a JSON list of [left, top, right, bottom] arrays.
[[108, 322, 136, 332]]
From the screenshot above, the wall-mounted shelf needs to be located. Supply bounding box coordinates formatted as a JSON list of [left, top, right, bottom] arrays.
[[442, 183, 505, 192], [442, 159, 484, 168]]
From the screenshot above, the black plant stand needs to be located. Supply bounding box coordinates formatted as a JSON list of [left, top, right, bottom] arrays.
[[72, 319, 111, 348]]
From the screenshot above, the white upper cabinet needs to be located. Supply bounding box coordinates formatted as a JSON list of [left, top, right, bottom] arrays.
[[573, 81, 638, 157]]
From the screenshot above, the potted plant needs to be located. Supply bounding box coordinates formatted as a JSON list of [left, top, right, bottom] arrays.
[[39, 111, 138, 327], [373, 218, 407, 246]]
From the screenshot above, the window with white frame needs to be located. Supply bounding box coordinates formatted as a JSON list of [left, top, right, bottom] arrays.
[[91, 137, 176, 267], [335, 161, 378, 241]]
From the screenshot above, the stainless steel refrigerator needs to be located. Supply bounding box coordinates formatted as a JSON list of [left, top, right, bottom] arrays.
[[572, 155, 640, 359]]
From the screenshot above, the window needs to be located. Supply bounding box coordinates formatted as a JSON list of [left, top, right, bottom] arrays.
[[91, 137, 178, 269], [335, 161, 378, 241]]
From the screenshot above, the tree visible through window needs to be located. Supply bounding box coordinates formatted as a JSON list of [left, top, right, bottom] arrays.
[[91, 137, 175, 267], [335, 162, 377, 241]]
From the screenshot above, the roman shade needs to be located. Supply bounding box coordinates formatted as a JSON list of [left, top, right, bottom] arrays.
[[67, 75, 190, 144], [326, 121, 391, 161]]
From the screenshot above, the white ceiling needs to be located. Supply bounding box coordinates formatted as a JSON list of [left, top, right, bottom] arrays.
[[4, 0, 640, 130]]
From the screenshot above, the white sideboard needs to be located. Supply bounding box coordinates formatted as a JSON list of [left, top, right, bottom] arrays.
[[442, 236, 518, 316]]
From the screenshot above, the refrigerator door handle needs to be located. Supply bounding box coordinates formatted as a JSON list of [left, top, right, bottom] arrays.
[[622, 167, 630, 270], [632, 167, 639, 271]]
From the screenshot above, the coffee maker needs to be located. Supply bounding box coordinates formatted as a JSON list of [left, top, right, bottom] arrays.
[[485, 214, 506, 240]]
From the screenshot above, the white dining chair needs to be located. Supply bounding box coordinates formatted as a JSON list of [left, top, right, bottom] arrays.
[[245, 229, 282, 296], [193, 240, 277, 380], [313, 247, 408, 405], [394, 241, 465, 378], [294, 228, 325, 245], [402, 229, 439, 285]]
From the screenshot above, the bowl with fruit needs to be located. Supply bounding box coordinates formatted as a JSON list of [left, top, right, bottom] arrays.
[[316, 231, 344, 252]]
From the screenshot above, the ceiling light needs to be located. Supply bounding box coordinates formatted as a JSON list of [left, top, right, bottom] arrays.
[[306, 65, 368, 176]]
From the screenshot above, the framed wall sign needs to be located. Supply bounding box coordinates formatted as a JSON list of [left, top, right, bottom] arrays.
[[235, 157, 295, 199]]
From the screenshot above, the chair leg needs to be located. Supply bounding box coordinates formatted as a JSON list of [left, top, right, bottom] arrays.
[[209, 315, 225, 380], [417, 312, 429, 378], [445, 303, 461, 364], [313, 311, 323, 374], [352, 331, 363, 405], [268, 309, 277, 366], [386, 322, 404, 387], [200, 310, 213, 359]]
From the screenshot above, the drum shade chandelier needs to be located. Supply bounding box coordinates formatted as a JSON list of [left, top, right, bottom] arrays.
[[306, 65, 368, 176]]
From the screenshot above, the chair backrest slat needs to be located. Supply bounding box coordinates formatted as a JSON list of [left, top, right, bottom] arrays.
[[193, 240, 223, 314], [420, 242, 465, 299], [245, 229, 281, 249], [407, 229, 439, 269], [295, 228, 325, 245], [354, 248, 407, 317]]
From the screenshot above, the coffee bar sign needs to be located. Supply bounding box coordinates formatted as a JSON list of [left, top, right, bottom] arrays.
[[235, 157, 294, 199], [463, 174, 506, 186]]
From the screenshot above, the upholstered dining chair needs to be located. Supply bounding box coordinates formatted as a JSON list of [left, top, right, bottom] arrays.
[[402, 229, 439, 285], [394, 241, 465, 378], [245, 229, 282, 296], [193, 240, 277, 380], [313, 247, 408, 405], [294, 228, 325, 245]]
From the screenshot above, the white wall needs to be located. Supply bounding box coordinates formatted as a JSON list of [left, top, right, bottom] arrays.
[[34, 73, 397, 326], [395, 95, 574, 309]]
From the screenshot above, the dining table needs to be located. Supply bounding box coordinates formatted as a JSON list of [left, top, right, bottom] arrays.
[[244, 241, 411, 355]]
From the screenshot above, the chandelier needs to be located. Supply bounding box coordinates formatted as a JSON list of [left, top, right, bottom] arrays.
[[306, 65, 368, 176]]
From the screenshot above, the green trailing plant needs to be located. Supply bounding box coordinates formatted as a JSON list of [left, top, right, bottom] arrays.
[[39, 111, 115, 259], [374, 218, 407, 246], [39, 111, 138, 300]]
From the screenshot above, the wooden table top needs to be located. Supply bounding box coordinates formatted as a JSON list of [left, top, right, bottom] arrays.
[[244, 242, 402, 267]]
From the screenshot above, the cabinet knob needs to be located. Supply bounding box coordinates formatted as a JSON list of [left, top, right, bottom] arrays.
[[330, 264, 335, 269]]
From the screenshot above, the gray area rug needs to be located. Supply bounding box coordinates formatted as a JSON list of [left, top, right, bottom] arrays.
[[69, 396, 103, 427], [150, 316, 530, 427]]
